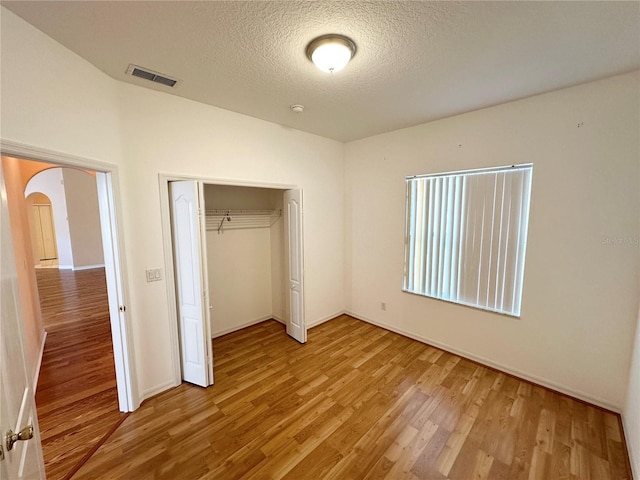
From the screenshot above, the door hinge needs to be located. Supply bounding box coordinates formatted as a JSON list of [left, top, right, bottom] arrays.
[[119, 305, 126, 312], [0, 444, 4, 461]]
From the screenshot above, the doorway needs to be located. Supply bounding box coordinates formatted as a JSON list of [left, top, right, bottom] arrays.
[[161, 177, 306, 387], [25, 193, 58, 267], [0, 144, 136, 478], [22, 164, 121, 478]]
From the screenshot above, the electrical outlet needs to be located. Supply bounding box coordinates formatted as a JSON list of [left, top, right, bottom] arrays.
[[381, 302, 386, 311]]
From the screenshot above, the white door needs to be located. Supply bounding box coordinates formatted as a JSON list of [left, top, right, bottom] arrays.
[[169, 181, 214, 387], [284, 189, 306, 343], [0, 168, 45, 479], [96, 172, 137, 412]]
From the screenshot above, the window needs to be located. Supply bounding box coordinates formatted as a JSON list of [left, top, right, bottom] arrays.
[[403, 164, 532, 317]]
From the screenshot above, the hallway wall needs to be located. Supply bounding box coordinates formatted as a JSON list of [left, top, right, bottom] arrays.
[[1, 155, 45, 382]]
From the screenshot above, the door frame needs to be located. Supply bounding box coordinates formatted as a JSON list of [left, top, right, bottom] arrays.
[[158, 174, 304, 386], [1, 139, 138, 412]]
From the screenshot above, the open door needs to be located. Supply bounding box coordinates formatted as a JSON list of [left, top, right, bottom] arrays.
[[284, 189, 306, 343], [169, 181, 214, 387], [96, 172, 137, 411], [0, 168, 45, 479]]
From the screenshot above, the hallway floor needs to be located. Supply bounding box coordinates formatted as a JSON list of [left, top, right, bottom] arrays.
[[35, 267, 126, 480]]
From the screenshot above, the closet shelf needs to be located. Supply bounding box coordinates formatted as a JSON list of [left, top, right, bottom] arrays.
[[205, 209, 282, 234]]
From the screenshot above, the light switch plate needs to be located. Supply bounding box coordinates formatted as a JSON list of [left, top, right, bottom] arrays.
[[145, 268, 162, 282]]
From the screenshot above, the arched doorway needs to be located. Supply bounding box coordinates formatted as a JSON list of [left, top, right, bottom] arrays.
[[25, 167, 104, 271]]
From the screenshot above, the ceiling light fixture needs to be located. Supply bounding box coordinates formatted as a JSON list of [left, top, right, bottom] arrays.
[[306, 34, 356, 74]]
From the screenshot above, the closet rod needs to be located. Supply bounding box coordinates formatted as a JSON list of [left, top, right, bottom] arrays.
[[205, 209, 282, 234], [206, 209, 277, 215]]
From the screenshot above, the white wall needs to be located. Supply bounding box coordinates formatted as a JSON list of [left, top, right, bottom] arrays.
[[0, 9, 125, 165], [1, 8, 344, 400], [624, 307, 640, 478], [116, 84, 344, 396], [63, 169, 104, 269], [345, 71, 640, 411], [207, 228, 273, 337], [24, 168, 73, 268]]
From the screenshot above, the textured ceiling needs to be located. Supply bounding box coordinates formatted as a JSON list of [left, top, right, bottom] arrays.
[[3, 1, 639, 142]]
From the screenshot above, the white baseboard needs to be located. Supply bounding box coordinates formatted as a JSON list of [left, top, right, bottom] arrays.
[[33, 330, 47, 392], [140, 379, 180, 403], [307, 310, 346, 329], [72, 264, 105, 271], [622, 414, 639, 480], [210, 311, 344, 338], [58, 264, 73, 270], [345, 311, 621, 413], [271, 311, 345, 329], [211, 315, 274, 339]]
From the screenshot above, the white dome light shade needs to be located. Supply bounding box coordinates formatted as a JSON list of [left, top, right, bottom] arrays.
[[306, 34, 356, 74], [311, 43, 351, 73]]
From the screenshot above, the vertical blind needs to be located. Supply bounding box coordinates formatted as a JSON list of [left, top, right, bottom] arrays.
[[403, 164, 532, 316]]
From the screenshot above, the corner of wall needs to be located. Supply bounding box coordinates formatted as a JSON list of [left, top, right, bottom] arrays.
[[342, 145, 353, 313]]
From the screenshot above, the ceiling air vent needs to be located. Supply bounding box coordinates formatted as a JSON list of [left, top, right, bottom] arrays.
[[126, 64, 179, 88]]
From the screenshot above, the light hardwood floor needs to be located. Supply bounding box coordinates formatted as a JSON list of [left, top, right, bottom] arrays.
[[73, 315, 632, 480], [35, 268, 126, 480]]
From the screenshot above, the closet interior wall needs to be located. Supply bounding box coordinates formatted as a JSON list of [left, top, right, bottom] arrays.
[[204, 184, 285, 338]]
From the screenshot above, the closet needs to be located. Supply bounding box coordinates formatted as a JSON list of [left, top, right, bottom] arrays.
[[203, 184, 287, 338], [168, 179, 305, 388]]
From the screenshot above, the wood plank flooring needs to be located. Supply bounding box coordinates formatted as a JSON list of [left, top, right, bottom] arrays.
[[73, 315, 632, 480], [35, 268, 126, 480]]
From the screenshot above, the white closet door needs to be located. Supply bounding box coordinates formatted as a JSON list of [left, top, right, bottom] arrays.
[[169, 181, 213, 387], [284, 189, 306, 343]]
